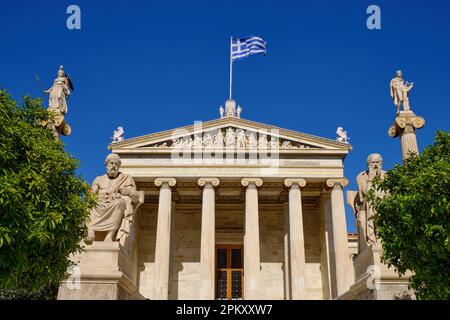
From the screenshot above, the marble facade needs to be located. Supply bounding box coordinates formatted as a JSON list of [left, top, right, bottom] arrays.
[[85, 112, 356, 300]]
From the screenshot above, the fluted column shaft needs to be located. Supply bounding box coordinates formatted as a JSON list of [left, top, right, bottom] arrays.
[[241, 178, 263, 300], [322, 196, 337, 299], [326, 178, 354, 296], [284, 179, 307, 300], [198, 178, 219, 300], [283, 202, 291, 300], [388, 112, 425, 161], [400, 124, 419, 159], [153, 178, 176, 300]]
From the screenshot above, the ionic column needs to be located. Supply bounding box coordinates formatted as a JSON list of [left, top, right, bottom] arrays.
[[284, 178, 307, 300], [388, 112, 425, 161], [153, 178, 176, 300], [326, 178, 354, 296], [322, 194, 337, 299], [400, 124, 419, 159], [198, 178, 220, 300], [283, 202, 291, 300], [241, 178, 263, 300]]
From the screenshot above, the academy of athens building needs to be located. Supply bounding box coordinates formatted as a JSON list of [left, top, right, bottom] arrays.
[[58, 99, 410, 300]]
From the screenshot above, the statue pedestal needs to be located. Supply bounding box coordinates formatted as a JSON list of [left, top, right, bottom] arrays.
[[338, 244, 413, 300], [57, 241, 144, 300], [388, 111, 425, 161]]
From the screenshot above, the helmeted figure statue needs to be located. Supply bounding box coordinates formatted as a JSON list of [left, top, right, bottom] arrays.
[[44, 65, 73, 138], [87, 153, 141, 245], [347, 153, 386, 253], [390, 70, 413, 113]]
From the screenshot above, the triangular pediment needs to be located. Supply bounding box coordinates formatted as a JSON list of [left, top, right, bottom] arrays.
[[109, 117, 351, 152]]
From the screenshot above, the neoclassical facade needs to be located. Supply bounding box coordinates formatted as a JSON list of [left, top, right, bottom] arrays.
[[87, 101, 357, 300], [56, 69, 422, 300]]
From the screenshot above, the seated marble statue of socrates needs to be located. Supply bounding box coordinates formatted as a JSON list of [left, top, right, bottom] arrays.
[[87, 153, 143, 244]]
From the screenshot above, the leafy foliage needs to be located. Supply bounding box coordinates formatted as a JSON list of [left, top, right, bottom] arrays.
[[370, 131, 450, 300], [0, 90, 95, 298]]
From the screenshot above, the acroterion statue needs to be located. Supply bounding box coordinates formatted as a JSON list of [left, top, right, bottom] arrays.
[[336, 127, 349, 143], [112, 126, 124, 143]]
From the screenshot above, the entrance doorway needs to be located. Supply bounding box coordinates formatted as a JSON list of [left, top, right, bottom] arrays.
[[215, 245, 244, 300]]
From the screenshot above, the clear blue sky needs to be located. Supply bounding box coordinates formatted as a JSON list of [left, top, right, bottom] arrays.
[[1, 0, 449, 232]]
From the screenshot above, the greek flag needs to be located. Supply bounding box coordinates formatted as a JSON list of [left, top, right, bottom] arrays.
[[232, 36, 267, 61]]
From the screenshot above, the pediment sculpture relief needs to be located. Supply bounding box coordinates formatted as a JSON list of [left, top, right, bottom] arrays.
[[147, 127, 316, 150]]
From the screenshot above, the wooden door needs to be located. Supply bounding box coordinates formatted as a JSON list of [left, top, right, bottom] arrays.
[[215, 245, 244, 300]]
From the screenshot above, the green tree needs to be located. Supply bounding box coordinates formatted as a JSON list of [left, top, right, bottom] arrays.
[[0, 90, 95, 299], [370, 131, 450, 300]]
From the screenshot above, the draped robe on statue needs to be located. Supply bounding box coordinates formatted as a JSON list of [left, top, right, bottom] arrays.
[[89, 173, 139, 244]]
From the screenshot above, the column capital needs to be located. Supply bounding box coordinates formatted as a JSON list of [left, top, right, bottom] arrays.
[[198, 177, 220, 187], [326, 178, 348, 188], [241, 178, 263, 187], [155, 178, 177, 188], [284, 178, 306, 188], [389, 112, 425, 138]]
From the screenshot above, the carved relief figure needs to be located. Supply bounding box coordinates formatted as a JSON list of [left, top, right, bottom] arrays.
[[172, 138, 183, 148], [281, 141, 292, 148], [203, 132, 214, 148], [183, 137, 193, 148], [193, 134, 203, 149], [214, 130, 224, 148], [236, 129, 248, 149], [269, 136, 279, 149], [88, 154, 140, 244], [248, 132, 258, 149], [225, 127, 236, 148], [258, 134, 268, 149]]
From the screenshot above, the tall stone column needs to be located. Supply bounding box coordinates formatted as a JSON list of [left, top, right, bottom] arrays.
[[326, 178, 354, 297], [388, 111, 425, 161], [284, 178, 307, 300], [153, 178, 176, 300], [241, 178, 263, 300], [198, 178, 220, 300], [283, 202, 291, 300], [322, 195, 337, 299]]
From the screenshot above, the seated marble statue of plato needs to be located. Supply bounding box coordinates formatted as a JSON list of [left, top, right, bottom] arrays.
[[87, 153, 140, 242]]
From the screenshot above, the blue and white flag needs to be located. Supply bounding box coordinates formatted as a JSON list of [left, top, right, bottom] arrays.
[[231, 36, 267, 61]]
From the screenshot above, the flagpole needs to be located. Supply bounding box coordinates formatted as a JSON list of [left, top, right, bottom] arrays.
[[229, 35, 233, 100]]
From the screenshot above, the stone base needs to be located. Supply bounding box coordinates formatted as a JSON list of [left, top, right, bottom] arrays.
[[58, 241, 145, 300], [338, 245, 414, 300]]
